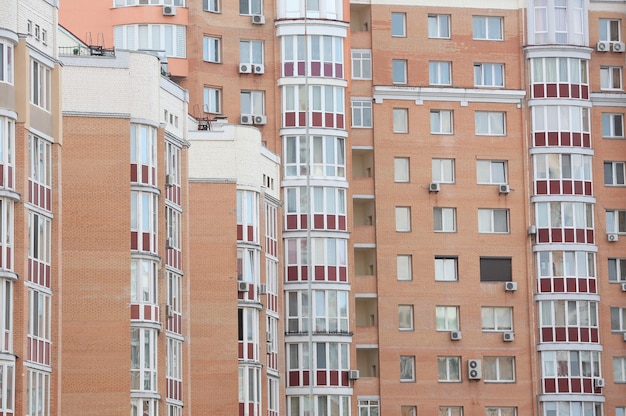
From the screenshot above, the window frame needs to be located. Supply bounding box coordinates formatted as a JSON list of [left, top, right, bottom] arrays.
[[440, 407, 463, 416], [436, 305, 460, 331], [239, 39, 263, 65], [604, 161, 626, 186], [391, 13, 407, 37], [430, 110, 454, 134], [0, 41, 14, 84], [474, 63, 505, 87], [435, 256, 458, 282], [398, 304, 414, 331], [602, 113, 624, 139], [393, 108, 408, 133], [600, 66, 623, 91], [477, 160, 507, 185], [400, 355, 415, 382], [483, 356, 516, 383], [113, 24, 186, 58], [351, 49, 372, 80], [428, 14, 450, 39], [30, 60, 51, 111], [432, 158, 455, 183], [478, 208, 510, 234], [475, 111, 506, 136], [437, 356, 461, 382], [434, 207, 456, 233], [472, 16, 503, 40], [481, 307, 513, 332], [203, 0, 220, 12], [130, 327, 158, 392], [395, 206, 411, 232], [606, 210, 626, 234], [394, 157, 410, 183], [392, 59, 407, 84], [239, 0, 262, 16], [610, 306, 626, 332], [608, 258, 626, 283], [240, 90, 265, 116], [429, 61, 452, 86], [397, 255, 413, 281], [351, 99, 372, 128], [599, 18, 621, 42], [203, 86, 222, 114], [614, 356, 626, 383]]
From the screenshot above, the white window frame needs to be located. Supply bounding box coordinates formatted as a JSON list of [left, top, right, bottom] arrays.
[[392, 59, 407, 84], [436, 306, 459, 331], [608, 258, 626, 283], [599, 18, 621, 42], [393, 108, 408, 133], [203, 36, 221, 63], [0, 41, 14, 84], [30, 60, 51, 111], [472, 16, 503, 40], [429, 61, 452, 86], [481, 307, 513, 332], [604, 161, 626, 186], [203, 0, 220, 12], [483, 356, 515, 382], [395, 206, 411, 232], [27, 369, 49, 416], [113, 24, 186, 58], [402, 406, 417, 416], [602, 113, 624, 139], [358, 400, 380, 416], [614, 356, 626, 383], [397, 255, 412, 281], [351, 49, 372, 80], [400, 355, 415, 382], [438, 356, 461, 382], [115, 0, 185, 5], [434, 207, 456, 232], [398, 304, 414, 331], [478, 209, 510, 234], [283, 135, 345, 179], [203, 87, 222, 114], [474, 63, 504, 87], [240, 40, 263, 65], [600, 66, 623, 91], [428, 15, 450, 39], [394, 157, 410, 183], [430, 110, 453, 134], [432, 159, 454, 183], [28, 289, 51, 341], [486, 407, 517, 416], [611, 307, 626, 332], [130, 327, 158, 392], [435, 257, 458, 282], [130, 258, 158, 304], [351, 99, 372, 128], [606, 210, 626, 234], [166, 337, 182, 383], [391, 12, 406, 37], [28, 212, 51, 264], [475, 111, 506, 136], [29, 135, 51, 188], [239, 0, 262, 15], [0, 362, 14, 414], [241, 90, 265, 116], [477, 160, 507, 184], [440, 407, 463, 416]]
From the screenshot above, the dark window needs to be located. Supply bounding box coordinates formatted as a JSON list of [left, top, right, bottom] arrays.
[[480, 257, 512, 282], [238, 308, 243, 341]]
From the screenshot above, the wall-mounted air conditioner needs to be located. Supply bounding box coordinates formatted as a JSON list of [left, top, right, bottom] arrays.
[[241, 114, 253, 125], [503, 332, 515, 342], [429, 183, 440, 193], [258, 284, 267, 294], [251, 15, 265, 25], [468, 359, 482, 380], [163, 6, 176, 15], [254, 115, 267, 125], [608, 233, 619, 242], [253, 64, 265, 74], [348, 370, 360, 380], [612, 42, 625, 52], [499, 184, 510, 194], [238, 281, 250, 292], [450, 330, 462, 341], [239, 63, 252, 74], [596, 41, 610, 51], [505, 281, 517, 292]]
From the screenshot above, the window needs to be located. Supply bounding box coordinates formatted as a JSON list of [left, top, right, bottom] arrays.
[[396, 207, 411, 232], [618, 408, 626, 416], [436, 306, 459, 331], [430, 110, 453, 134], [394, 157, 410, 182], [605, 161, 626, 186], [131, 258, 158, 304], [283, 135, 345, 179], [352, 50, 372, 79], [29, 135, 51, 188], [484, 357, 515, 382], [475, 111, 505, 136], [30, 60, 50, 110], [240, 0, 261, 15], [602, 113, 624, 138], [239, 40, 263, 65], [0, 362, 14, 414], [352, 100, 372, 128], [478, 209, 509, 234], [393, 108, 408, 133], [391, 13, 406, 37], [402, 406, 417, 416], [473, 16, 503, 40], [531, 0, 585, 45], [480, 257, 512, 282], [166, 337, 182, 386], [486, 407, 517, 416], [392, 59, 407, 84], [113, 24, 186, 58], [400, 355, 415, 382], [399, 305, 414, 330], [0, 41, 13, 84], [614, 357, 626, 383], [435, 257, 458, 282], [434, 207, 456, 232], [474, 63, 504, 87], [28, 289, 50, 342], [477, 160, 507, 184], [429, 61, 451, 85], [27, 369, 49, 416], [599, 18, 621, 42], [428, 15, 450, 39], [241, 90, 265, 116], [203, 0, 220, 12], [397, 255, 412, 281], [358, 400, 380, 416], [609, 258, 626, 282], [115, 0, 185, 5], [440, 407, 463, 416], [611, 307, 626, 331], [432, 159, 454, 183], [607, 210, 626, 234], [28, 212, 51, 264], [131, 327, 158, 391], [203, 87, 221, 114], [438, 356, 461, 382], [601, 67, 623, 90], [481, 307, 513, 331]]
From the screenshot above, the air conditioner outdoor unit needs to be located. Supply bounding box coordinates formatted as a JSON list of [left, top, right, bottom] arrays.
[[505, 281, 518, 292], [608, 233, 619, 242], [528, 225, 537, 235], [429, 182, 440, 192], [166, 238, 174, 248], [241, 114, 253, 125], [467, 359, 482, 380], [258, 283, 268, 294], [165, 174, 174, 187], [254, 115, 267, 125], [612, 42, 625, 52], [450, 330, 462, 341], [166, 305, 173, 318], [253, 64, 265, 74], [621, 282, 626, 292], [499, 184, 511, 194], [594, 378, 605, 388], [503, 332, 515, 342], [238, 281, 250, 292], [239, 63, 252, 74], [163, 6, 176, 15], [596, 41, 610, 51], [251, 15, 265, 24], [348, 370, 360, 380]]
